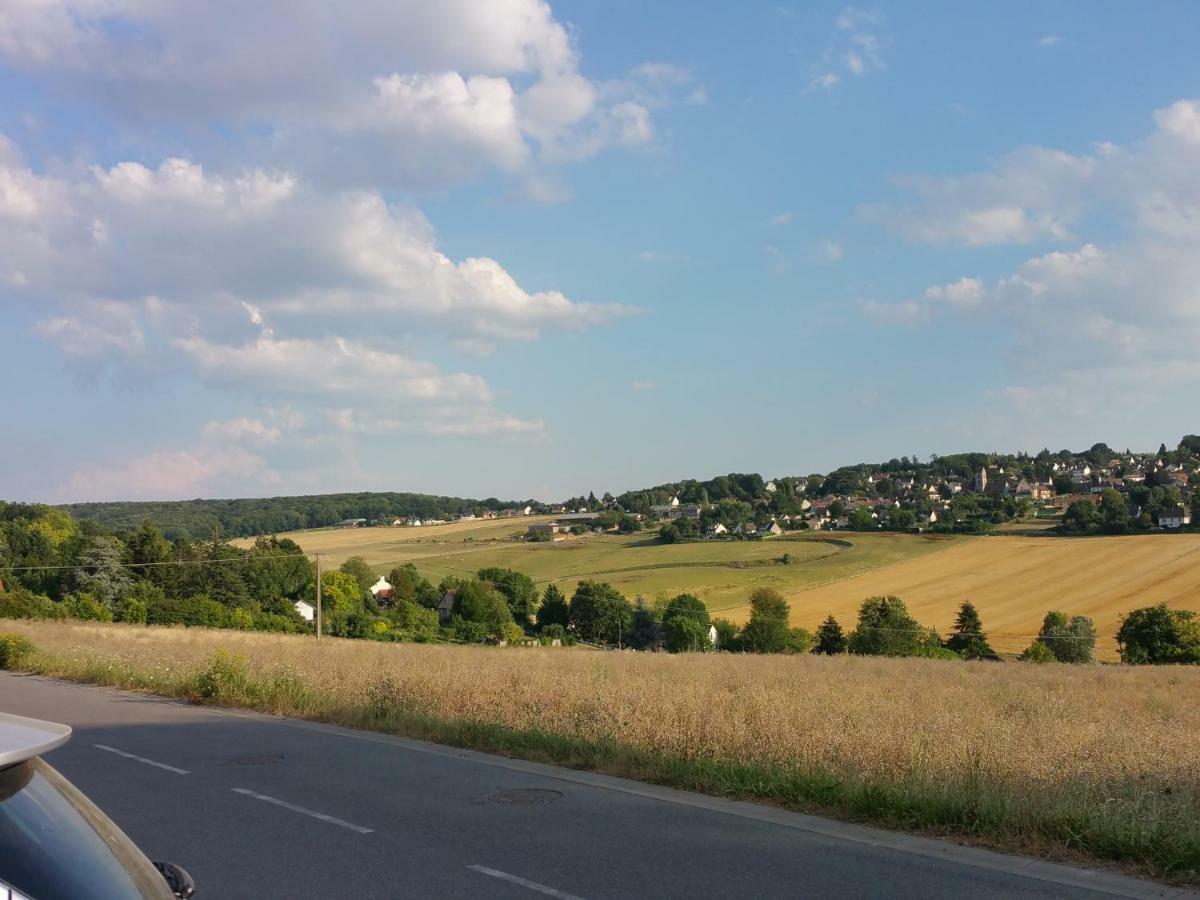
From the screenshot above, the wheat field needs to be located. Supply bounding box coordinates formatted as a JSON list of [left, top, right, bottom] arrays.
[[722, 533, 1200, 660]]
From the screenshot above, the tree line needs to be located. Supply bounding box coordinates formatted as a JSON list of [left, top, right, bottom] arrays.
[[3, 501, 1197, 663], [58, 491, 528, 539]]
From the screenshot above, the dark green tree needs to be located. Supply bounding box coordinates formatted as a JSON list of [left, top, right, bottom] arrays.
[[662, 593, 712, 652], [1116, 603, 1200, 664], [813, 614, 847, 654], [339, 556, 376, 594], [943, 601, 999, 660], [535, 583, 570, 631], [569, 580, 628, 643], [477, 566, 537, 626], [848, 595, 933, 657], [740, 588, 791, 653], [626, 598, 662, 650], [1036, 611, 1096, 663]]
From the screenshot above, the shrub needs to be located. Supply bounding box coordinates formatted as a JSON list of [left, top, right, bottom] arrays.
[[192, 651, 252, 703], [63, 593, 114, 622], [0, 633, 35, 669], [499, 622, 526, 644], [113, 597, 148, 625], [1019, 640, 1057, 663], [0, 589, 58, 620], [229, 607, 254, 630], [784, 627, 815, 654]]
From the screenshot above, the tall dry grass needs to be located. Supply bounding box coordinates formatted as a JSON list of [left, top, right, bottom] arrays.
[[3, 620, 1198, 881]]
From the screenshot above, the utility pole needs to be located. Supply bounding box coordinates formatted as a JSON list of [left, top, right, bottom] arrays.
[[315, 553, 322, 641]]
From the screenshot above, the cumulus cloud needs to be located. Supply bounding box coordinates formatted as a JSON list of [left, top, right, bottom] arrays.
[[3, 142, 599, 437], [0, 0, 700, 192], [863, 99, 1200, 389], [863, 277, 985, 324], [860, 146, 1096, 245]]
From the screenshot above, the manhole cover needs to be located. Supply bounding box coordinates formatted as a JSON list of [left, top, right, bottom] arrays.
[[220, 754, 285, 766], [486, 788, 563, 805]]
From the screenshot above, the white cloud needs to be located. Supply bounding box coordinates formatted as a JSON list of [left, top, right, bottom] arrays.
[[768, 212, 793, 226], [863, 99, 1200, 389], [861, 146, 1095, 246], [201, 417, 282, 445], [863, 276, 985, 324], [808, 7, 887, 92], [631, 380, 656, 392], [1038, 35, 1062, 47], [0, 1, 701, 193], [3, 142, 612, 437]]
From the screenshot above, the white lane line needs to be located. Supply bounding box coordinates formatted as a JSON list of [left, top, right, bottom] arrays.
[[93, 743, 189, 775], [467, 865, 586, 900], [230, 787, 373, 834]]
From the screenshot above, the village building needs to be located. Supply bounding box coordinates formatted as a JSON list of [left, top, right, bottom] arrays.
[[1158, 507, 1192, 529], [293, 600, 314, 622], [369, 576, 393, 604]]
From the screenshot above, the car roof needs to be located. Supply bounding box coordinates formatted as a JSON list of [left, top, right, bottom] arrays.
[[0, 711, 72, 768]]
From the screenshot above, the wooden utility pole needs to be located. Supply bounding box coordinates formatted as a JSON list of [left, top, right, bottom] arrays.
[[315, 553, 322, 641]]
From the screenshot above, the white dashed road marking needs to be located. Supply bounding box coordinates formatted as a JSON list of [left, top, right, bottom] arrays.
[[468, 865, 586, 899], [231, 787, 373, 834], [93, 743, 189, 775]]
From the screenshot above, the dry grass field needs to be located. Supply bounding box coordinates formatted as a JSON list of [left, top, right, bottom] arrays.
[[732, 533, 1200, 660], [4, 620, 1198, 881]]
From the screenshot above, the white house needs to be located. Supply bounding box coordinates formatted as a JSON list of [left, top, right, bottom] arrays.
[[708, 623, 719, 649], [369, 576, 392, 599], [1158, 507, 1192, 529], [707, 522, 728, 537], [405, 515, 423, 527], [293, 600, 314, 622], [760, 521, 783, 536]]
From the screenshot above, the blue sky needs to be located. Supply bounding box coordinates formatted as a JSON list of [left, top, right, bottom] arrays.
[[2, 1, 1198, 503]]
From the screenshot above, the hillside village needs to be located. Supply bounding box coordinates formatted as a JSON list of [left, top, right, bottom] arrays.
[[378, 440, 1199, 541]]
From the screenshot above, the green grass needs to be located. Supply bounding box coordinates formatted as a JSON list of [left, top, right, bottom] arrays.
[[384, 531, 960, 615]]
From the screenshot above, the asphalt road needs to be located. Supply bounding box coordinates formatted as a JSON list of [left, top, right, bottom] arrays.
[[0, 672, 1189, 900]]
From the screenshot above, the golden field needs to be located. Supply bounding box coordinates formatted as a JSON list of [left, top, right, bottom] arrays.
[[4, 620, 1199, 880], [243, 522, 1200, 660], [749, 533, 1200, 660]]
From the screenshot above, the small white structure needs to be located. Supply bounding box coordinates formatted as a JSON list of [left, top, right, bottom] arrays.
[[707, 523, 728, 537], [708, 623, 719, 649], [370, 576, 392, 598], [293, 600, 315, 622], [760, 521, 783, 536]]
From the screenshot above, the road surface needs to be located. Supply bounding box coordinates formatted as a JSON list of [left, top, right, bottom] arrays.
[[0, 672, 1188, 899]]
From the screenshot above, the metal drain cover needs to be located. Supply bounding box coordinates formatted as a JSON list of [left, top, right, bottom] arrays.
[[486, 788, 563, 805], [220, 754, 285, 766]]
